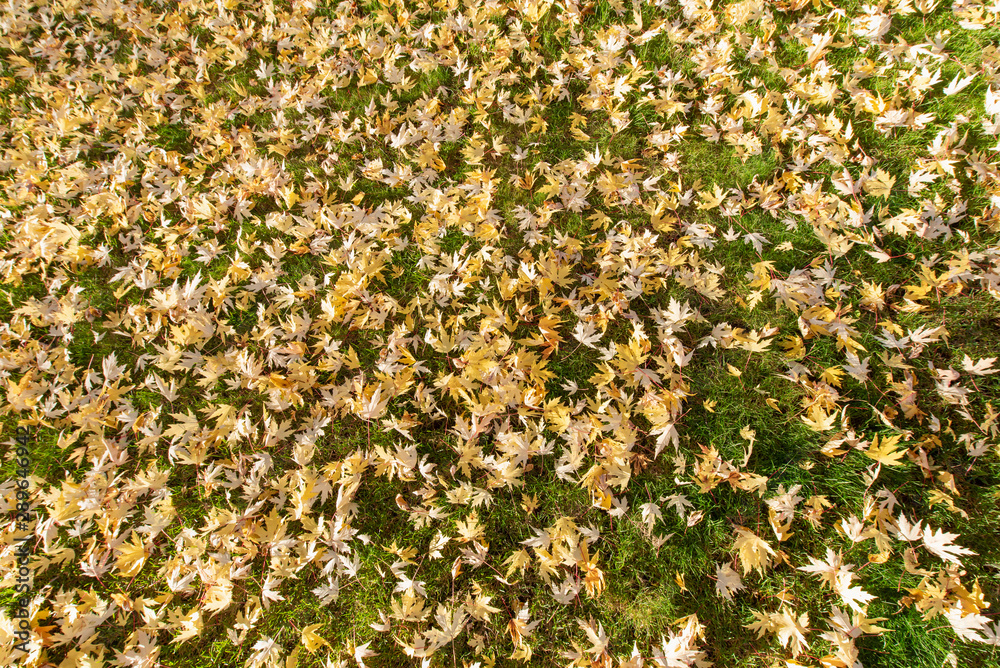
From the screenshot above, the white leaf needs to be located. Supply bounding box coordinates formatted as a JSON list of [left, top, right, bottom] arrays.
[[922, 526, 976, 565], [962, 355, 998, 376], [572, 320, 603, 348], [944, 606, 989, 642], [942, 72, 976, 96], [715, 562, 743, 601]]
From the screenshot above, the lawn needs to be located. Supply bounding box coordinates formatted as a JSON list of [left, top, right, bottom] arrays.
[[2, 0, 1000, 666]]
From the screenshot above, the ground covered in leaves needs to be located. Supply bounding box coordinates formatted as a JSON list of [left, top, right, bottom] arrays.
[[3, 0, 1000, 666]]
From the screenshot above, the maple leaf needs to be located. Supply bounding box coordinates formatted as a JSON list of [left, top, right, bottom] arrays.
[[837, 575, 877, 613], [743, 232, 770, 254], [942, 72, 976, 96], [465, 588, 501, 622], [801, 406, 837, 432], [864, 169, 895, 199], [427, 604, 467, 647], [979, 619, 1000, 646], [745, 609, 775, 637], [640, 501, 663, 532], [651, 421, 680, 457], [455, 511, 484, 543], [697, 183, 727, 209], [894, 514, 923, 542], [172, 608, 203, 644], [732, 527, 776, 575], [798, 548, 845, 591], [944, 605, 990, 642], [311, 578, 340, 605], [572, 320, 604, 348], [772, 607, 810, 657], [865, 434, 906, 466], [247, 636, 282, 668], [353, 641, 376, 667], [662, 493, 694, 519], [714, 562, 744, 601], [921, 527, 976, 566], [577, 618, 609, 657], [300, 624, 330, 653], [551, 576, 581, 605], [653, 617, 708, 668], [842, 352, 871, 383], [507, 603, 540, 647], [358, 387, 390, 421], [962, 355, 998, 376], [115, 532, 151, 578]]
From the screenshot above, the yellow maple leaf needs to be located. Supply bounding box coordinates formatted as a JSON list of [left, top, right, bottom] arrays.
[[115, 532, 150, 578], [865, 434, 906, 466], [301, 624, 330, 653], [733, 527, 776, 575], [864, 169, 895, 199], [801, 405, 837, 432]]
